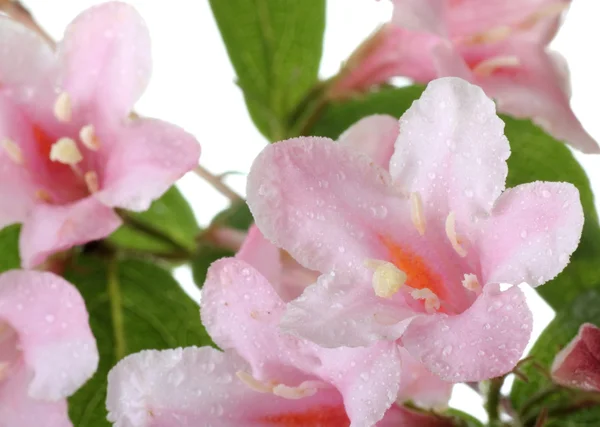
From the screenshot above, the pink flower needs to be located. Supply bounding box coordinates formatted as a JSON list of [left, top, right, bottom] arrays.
[[551, 323, 600, 392], [106, 231, 451, 426], [0, 2, 200, 268], [246, 77, 584, 382], [334, 0, 596, 152], [0, 270, 98, 426]]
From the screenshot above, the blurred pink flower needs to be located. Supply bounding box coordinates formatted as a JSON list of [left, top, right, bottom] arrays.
[[246, 77, 584, 382], [333, 0, 596, 152], [551, 323, 600, 392], [0, 2, 200, 268], [0, 270, 98, 426]]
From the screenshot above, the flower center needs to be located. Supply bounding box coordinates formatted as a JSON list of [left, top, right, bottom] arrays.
[[259, 405, 349, 426]]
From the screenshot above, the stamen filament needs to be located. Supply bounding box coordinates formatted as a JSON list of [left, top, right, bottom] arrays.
[[1, 138, 23, 164], [35, 189, 53, 203], [445, 211, 467, 257], [410, 192, 426, 236], [84, 171, 99, 193], [473, 56, 520, 77]]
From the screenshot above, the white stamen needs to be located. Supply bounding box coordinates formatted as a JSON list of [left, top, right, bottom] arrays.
[[0, 362, 9, 381], [53, 92, 72, 122], [1, 139, 23, 164], [49, 137, 83, 165], [462, 273, 481, 293], [445, 211, 467, 257], [35, 189, 53, 203], [236, 371, 273, 393], [84, 171, 99, 193], [466, 25, 511, 45], [410, 192, 426, 236], [366, 259, 406, 299], [411, 288, 441, 314], [473, 56, 520, 77], [79, 124, 101, 151], [272, 382, 321, 400]]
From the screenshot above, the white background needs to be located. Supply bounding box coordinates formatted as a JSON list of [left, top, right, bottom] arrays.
[[22, 0, 600, 422]]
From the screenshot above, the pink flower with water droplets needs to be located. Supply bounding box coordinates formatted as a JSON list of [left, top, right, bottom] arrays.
[[246, 77, 584, 382], [0, 270, 98, 426], [551, 323, 600, 392], [0, 2, 200, 268], [334, 0, 596, 152]]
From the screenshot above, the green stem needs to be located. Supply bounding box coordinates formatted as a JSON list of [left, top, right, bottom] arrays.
[[519, 386, 561, 419], [486, 377, 504, 424], [108, 257, 126, 361]]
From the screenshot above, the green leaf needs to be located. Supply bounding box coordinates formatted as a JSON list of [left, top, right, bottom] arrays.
[[108, 186, 199, 255], [211, 200, 254, 231], [309, 85, 600, 311], [209, 0, 326, 140], [0, 224, 20, 272], [67, 255, 213, 426], [510, 291, 600, 425], [443, 408, 484, 427], [191, 244, 234, 288]]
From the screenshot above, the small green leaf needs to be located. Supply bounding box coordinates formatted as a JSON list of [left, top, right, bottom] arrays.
[[211, 200, 254, 231], [66, 255, 213, 426], [0, 224, 20, 272], [209, 0, 326, 140], [443, 408, 484, 427], [191, 244, 234, 288]]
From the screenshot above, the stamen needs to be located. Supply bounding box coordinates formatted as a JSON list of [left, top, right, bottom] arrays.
[[273, 383, 319, 400], [84, 171, 99, 193], [462, 273, 481, 293], [445, 211, 467, 257], [236, 371, 273, 393], [0, 362, 9, 381], [49, 137, 83, 165], [410, 192, 426, 236], [411, 288, 441, 314], [365, 259, 406, 299], [473, 56, 520, 77], [1, 138, 23, 164], [465, 25, 511, 45], [53, 92, 72, 123], [79, 124, 101, 151], [35, 189, 53, 203], [520, 3, 569, 30]]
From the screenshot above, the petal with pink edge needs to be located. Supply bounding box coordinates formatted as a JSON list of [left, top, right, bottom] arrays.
[[236, 225, 282, 287], [551, 323, 600, 391], [19, 196, 122, 268], [281, 271, 415, 348], [56, 1, 152, 120], [0, 270, 98, 400], [389, 77, 510, 226], [337, 115, 399, 169], [402, 283, 532, 382], [247, 136, 409, 276], [478, 182, 583, 287], [106, 347, 348, 427], [97, 118, 200, 212], [0, 363, 72, 427]]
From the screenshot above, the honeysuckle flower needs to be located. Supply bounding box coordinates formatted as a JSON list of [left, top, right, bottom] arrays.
[[0, 2, 200, 268], [0, 270, 98, 426], [551, 323, 600, 392], [334, 0, 596, 152], [246, 77, 584, 382]]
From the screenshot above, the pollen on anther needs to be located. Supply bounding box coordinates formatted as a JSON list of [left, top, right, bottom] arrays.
[[462, 273, 481, 293], [85, 171, 99, 193], [445, 211, 467, 257], [366, 260, 407, 299], [53, 92, 72, 122], [411, 288, 440, 313], [273, 383, 318, 400], [236, 371, 273, 393], [79, 124, 101, 151], [410, 192, 426, 236], [49, 137, 83, 165], [1, 139, 23, 164]]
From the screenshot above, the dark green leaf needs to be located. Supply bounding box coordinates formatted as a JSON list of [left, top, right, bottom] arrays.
[[209, 0, 326, 140], [191, 244, 234, 288], [211, 200, 254, 231], [0, 224, 20, 272], [443, 408, 484, 427], [67, 255, 213, 426]]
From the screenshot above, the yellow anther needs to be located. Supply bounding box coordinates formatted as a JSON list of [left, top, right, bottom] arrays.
[[411, 288, 441, 313], [236, 371, 273, 393], [49, 137, 82, 165], [445, 211, 467, 257], [53, 92, 72, 123], [272, 383, 319, 400], [1, 139, 23, 164], [79, 124, 101, 151], [410, 192, 426, 236], [366, 259, 407, 299], [462, 273, 481, 292], [84, 171, 99, 193], [473, 56, 520, 77], [465, 25, 511, 45]]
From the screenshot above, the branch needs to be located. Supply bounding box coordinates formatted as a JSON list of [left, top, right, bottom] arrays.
[[194, 165, 242, 202], [0, 0, 55, 46]]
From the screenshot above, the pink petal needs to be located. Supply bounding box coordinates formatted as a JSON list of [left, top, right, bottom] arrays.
[[377, 404, 455, 427], [247, 136, 408, 276], [19, 196, 122, 268], [97, 118, 200, 211], [337, 115, 399, 169], [57, 1, 152, 121], [236, 225, 282, 289], [0, 270, 98, 400], [106, 347, 347, 427], [391, 0, 448, 36], [0, 363, 72, 427], [478, 182, 583, 287], [551, 323, 600, 391], [402, 283, 532, 382], [281, 271, 414, 348], [389, 77, 510, 227]]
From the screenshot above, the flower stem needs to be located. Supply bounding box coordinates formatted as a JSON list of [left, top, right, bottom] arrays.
[[485, 377, 504, 423], [108, 256, 127, 361], [0, 0, 55, 46], [194, 165, 242, 202]]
